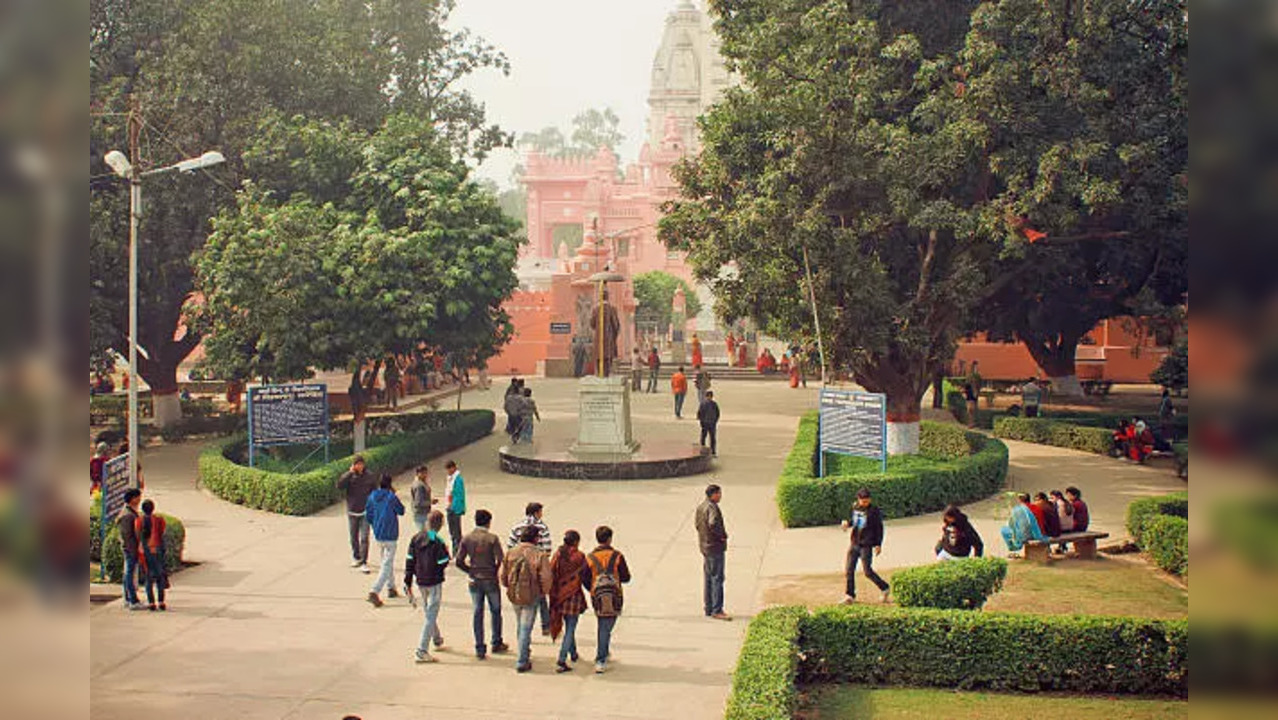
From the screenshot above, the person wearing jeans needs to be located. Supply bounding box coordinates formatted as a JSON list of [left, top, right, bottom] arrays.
[[136, 499, 169, 610], [695, 484, 730, 620], [514, 604, 538, 669], [364, 474, 405, 607], [456, 509, 508, 659], [580, 525, 632, 674], [549, 530, 588, 672], [337, 456, 376, 571], [502, 524, 552, 672], [444, 460, 466, 556], [404, 510, 450, 662], [697, 391, 721, 456], [841, 488, 890, 603], [671, 366, 688, 419], [116, 488, 144, 610]]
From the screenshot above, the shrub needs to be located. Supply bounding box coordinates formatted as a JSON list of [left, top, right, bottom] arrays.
[[1125, 492, 1188, 546], [799, 605, 1187, 696], [943, 377, 969, 425], [1150, 339, 1188, 392], [97, 513, 186, 582], [1145, 515, 1188, 576], [992, 417, 1115, 455], [777, 413, 1008, 527], [892, 557, 1008, 609], [724, 606, 806, 720], [199, 409, 493, 515]]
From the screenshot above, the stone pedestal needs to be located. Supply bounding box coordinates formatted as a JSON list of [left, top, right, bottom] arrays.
[[572, 375, 639, 456], [670, 341, 686, 366]]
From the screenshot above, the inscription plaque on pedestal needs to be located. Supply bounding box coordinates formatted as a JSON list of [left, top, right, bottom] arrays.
[[572, 375, 639, 456]]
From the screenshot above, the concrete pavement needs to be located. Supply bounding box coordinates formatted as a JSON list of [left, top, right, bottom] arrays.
[[89, 379, 1186, 720]]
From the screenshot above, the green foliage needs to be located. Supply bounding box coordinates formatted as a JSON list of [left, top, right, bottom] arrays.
[[943, 377, 969, 425], [199, 410, 493, 515], [1126, 492, 1189, 547], [892, 558, 1008, 610], [518, 107, 624, 158], [799, 605, 1187, 696], [193, 114, 522, 382], [632, 271, 704, 335], [95, 510, 186, 583], [777, 413, 1008, 527], [724, 606, 806, 720], [1144, 516, 1188, 576], [1151, 339, 1189, 392], [992, 417, 1115, 455]]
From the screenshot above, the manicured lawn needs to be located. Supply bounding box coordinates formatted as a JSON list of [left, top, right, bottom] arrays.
[[764, 555, 1186, 619], [799, 685, 1186, 719]]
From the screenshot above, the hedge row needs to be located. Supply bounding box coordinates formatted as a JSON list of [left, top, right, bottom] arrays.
[[992, 416, 1114, 455], [724, 606, 806, 720], [776, 414, 1009, 527], [199, 409, 494, 515], [724, 606, 1188, 712], [892, 557, 1008, 610], [1126, 492, 1189, 576], [799, 605, 1187, 696], [90, 501, 186, 582]]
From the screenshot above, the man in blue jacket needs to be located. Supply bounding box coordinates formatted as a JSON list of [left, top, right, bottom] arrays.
[[365, 473, 405, 607]]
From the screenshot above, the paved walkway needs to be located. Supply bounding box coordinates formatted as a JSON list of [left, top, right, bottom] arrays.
[[89, 380, 1185, 720]]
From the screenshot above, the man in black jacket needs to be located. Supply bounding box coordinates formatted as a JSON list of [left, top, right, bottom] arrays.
[[840, 488, 890, 603], [336, 455, 376, 572], [405, 510, 451, 663], [696, 390, 721, 455], [695, 484, 730, 620]]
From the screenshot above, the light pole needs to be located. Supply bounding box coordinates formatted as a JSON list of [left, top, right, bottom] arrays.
[[103, 147, 225, 489]]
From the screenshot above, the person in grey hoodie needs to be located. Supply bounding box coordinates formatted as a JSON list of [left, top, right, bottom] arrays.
[[336, 455, 376, 572], [409, 465, 437, 533]]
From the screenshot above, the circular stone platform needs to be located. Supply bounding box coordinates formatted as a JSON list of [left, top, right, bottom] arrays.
[[499, 441, 713, 480]]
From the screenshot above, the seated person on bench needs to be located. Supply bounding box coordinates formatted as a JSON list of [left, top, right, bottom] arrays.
[[1000, 493, 1046, 556]]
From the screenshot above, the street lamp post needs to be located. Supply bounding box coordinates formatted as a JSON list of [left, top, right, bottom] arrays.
[[103, 147, 225, 489]]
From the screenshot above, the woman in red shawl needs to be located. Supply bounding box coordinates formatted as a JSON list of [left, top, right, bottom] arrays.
[[549, 529, 588, 673], [725, 333, 737, 367], [690, 333, 703, 368]]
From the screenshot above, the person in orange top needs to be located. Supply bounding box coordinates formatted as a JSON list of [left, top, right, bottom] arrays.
[[725, 334, 737, 367], [690, 334, 703, 368], [670, 366, 689, 419], [134, 499, 168, 610]]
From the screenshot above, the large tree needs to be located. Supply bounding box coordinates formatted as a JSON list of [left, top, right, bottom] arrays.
[[662, 0, 989, 454], [633, 272, 705, 337], [518, 106, 624, 158], [964, 0, 1188, 393], [89, 0, 510, 425]]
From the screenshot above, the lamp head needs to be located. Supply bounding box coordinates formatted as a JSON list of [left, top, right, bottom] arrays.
[[103, 150, 132, 178]]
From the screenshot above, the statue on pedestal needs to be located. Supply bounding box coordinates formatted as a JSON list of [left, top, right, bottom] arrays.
[[589, 288, 621, 377]]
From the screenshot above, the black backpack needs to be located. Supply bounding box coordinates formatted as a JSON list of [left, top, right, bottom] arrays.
[[588, 550, 623, 617]]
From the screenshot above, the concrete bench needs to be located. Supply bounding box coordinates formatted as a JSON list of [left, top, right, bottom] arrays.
[[1024, 531, 1110, 562]]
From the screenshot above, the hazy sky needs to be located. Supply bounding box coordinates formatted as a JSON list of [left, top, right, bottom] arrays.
[[449, 0, 684, 188]]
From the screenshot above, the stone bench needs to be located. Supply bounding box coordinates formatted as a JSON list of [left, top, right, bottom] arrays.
[[1024, 531, 1110, 562]]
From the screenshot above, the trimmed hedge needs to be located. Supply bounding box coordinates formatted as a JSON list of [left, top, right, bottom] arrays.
[[776, 414, 1009, 527], [724, 606, 805, 720], [799, 605, 1187, 696], [199, 409, 493, 515], [93, 508, 186, 582], [993, 416, 1114, 455], [892, 557, 1008, 610], [1126, 492, 1189, 576]]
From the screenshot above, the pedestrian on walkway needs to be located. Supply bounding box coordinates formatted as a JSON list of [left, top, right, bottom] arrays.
[[694, 365, 711, 406], [409, 465, 437, 533], [135, 498, 168, 611], [697, 390, 720, 456], [456, 509, 508, 659], [646, 347, 661, 393], [840, 488, 890, 604], [580, 525, 631, 674], [671, 366, 689, 418], [384, 354, 400, 409], [690, 333, 703, 368], [695, 484, 730, 620], [549, 529, 588, 673], [336, 455, 376, 572], [517, 387, 541, 444], [405, 510, 450, 663], [444, 460, 466, 556], [631, 347, 644, 391], [365, 474, 405, 607], [90, 441, 110, 495], [502, 524, 553, 673], [508, 502, 553, 634], [504, 378, 523, 439], [116, 488, 144, 610]]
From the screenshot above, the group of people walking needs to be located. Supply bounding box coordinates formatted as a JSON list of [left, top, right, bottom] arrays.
[[502, 378, 542, 444]]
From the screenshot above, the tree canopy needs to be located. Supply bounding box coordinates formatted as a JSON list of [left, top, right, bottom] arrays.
[[633, 272, 704, 336], [518, 106, 624, 158], [89, 0, 511, 419], [192, 114, 521, 383]]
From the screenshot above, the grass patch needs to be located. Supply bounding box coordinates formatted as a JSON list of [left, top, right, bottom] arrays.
[[800, 685, 1186, 719], [763, 555, 1186, 620]]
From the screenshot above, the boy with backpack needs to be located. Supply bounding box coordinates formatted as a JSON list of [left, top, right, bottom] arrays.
[[579, 525, 632, 674], [502, 524, 553, 673]]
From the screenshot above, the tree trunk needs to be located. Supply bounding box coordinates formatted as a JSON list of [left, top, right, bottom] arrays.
[[1021, 331, 1084, 397], [855, 362, 928, 456], [137, 348, 188, 429], [353, 419, 367, 453]]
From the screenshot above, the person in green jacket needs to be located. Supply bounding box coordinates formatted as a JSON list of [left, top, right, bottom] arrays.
[[444, 459, 467, 555]]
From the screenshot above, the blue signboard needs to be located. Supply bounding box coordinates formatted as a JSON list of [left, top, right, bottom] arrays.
[[98, 453, 132, 581], [818, 389, 887, 476], [247, 383, 330, 467]]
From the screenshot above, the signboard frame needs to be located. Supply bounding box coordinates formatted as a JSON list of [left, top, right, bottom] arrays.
[[247, 382, 331, 468], [98, 453, 132, 581], [817, 388, 887, 477], [549, 321, 573, 335]]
